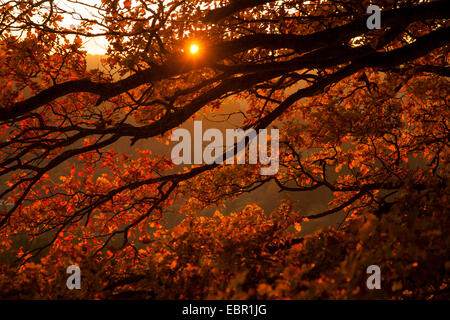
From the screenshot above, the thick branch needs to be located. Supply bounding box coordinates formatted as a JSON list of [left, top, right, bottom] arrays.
[[1, 0, 447, 122]]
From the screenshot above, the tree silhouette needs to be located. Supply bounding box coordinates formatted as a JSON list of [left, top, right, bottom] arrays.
[[0, 0, 448, 299]]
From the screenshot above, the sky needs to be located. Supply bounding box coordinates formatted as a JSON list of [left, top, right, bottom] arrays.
[[57, 0, 108, 54]]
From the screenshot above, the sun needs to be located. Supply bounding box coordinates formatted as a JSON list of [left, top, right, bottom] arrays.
[[189, 44, 199, 54]]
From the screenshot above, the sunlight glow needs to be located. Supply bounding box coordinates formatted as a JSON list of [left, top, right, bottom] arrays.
[[190, 44, 199, 54]]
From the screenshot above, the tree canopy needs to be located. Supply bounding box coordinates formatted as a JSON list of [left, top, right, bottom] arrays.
[[0, 0, 448, 299]]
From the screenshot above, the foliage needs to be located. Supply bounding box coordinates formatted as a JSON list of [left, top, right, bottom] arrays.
[[0, 0, 448, 299]]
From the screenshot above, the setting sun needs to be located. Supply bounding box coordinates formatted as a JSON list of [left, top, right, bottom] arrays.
[[190, 44, 199, 54], [0, 0, 447, 304]]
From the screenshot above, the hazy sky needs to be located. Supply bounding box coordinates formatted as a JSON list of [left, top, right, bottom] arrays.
[[57, 0, 108, 54]]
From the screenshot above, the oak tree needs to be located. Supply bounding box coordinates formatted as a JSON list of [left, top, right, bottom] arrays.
[[0, 0, 448, 299]]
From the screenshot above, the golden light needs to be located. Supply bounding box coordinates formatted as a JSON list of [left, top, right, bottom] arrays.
[[189, 44, 199, 54]]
